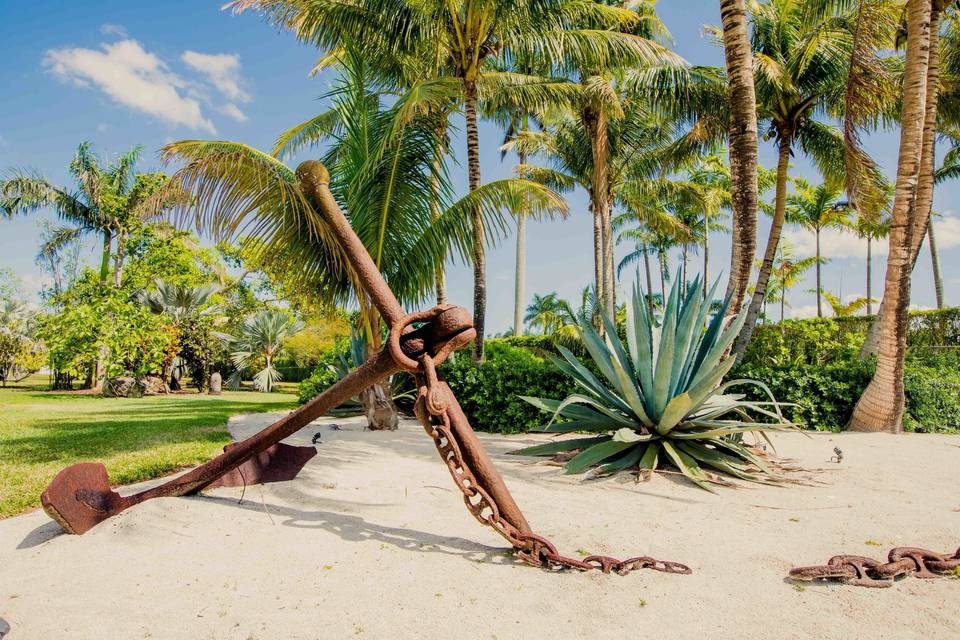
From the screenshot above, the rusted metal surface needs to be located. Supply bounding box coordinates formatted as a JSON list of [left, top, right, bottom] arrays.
[[789, 546, 960, 588], [40, 160, 690, 577], [209, 443, 318, 488]]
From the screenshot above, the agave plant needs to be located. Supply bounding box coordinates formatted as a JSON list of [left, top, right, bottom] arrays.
[[512, 275, 793, 491]]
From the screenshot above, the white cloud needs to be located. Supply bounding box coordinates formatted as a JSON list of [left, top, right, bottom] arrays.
[[219, 103, 248, 123], [96, 123, 110, 133], [100, 24, 128, 38], [782, 226, 880, 259], [787, 304, 819, 319], [181, 51, 251, 103], [45, 39, 216, 133], [931, 213, 960, 250]]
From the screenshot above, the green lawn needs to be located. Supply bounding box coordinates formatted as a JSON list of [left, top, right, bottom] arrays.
[[0, 376, 297, 518]]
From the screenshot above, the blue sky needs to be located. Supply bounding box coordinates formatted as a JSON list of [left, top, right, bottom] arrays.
[[1, 0, 957, 332]]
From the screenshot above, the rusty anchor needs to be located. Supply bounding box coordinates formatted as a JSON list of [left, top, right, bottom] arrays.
[[40, 160, 689, 576]]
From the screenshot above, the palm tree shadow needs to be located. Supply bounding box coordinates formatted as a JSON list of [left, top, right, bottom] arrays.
[[200, 494, 525, 568]]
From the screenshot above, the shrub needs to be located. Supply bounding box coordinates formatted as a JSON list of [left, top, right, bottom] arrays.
[[903, 365, 960, 432], [439, 340, 578, 434]]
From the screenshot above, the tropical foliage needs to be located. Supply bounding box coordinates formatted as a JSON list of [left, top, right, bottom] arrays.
[[218, 310, 304, 392]]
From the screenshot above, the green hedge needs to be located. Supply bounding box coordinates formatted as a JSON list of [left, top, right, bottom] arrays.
[[439, 340, 579, 434], [732, 314, 960, 432]]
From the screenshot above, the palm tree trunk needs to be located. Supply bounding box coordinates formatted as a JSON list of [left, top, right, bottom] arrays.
[[733, 135, 792, 363], [719, 0, 760, 312], [815, 228, 822, 317], [928, 216, 944, 308], [513, 142, 528, 337], [464, 81, 486, 362], [431, 138, 447, 306], [99, 230, 112, 285], [643, 243, 654, 312], [849, 0, 932, 433], [112, 232, 127, 288], [860, 1, 942, 357], [659, 250, 667, 300], [682, 244, 689, 286], [584, 104, 614, 318], [781, 289, 785, 324], [703, 214, 710, 299], [866, 236, 873, 315], [592, 200, 604, 326]]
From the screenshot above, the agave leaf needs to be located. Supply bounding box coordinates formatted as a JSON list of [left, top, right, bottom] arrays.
[[652, 277, 682, 418], [564, 440, 636, 474], [677, 442, 763, 482], [555, 393, 637, 428], [711, 438, 775, 476], [676, 277, 723, 392], [673, 424, 789, 439], [596, 445, 646, 475], [578, 320, 625, 392], [600, 313, 653, 427], [630, 282, 656, 409], [668, 277, 705, 396], [637, 442, 659, 476], [550, 347, 635, 417], [519, 396, 613, 424], [655, 392, 694, 434], [687, 304, 748, 391], [612, 427, 654, 443], [534, 420, 618, 434], [509, 436, 610, 457], [661, 441, 716, 493]]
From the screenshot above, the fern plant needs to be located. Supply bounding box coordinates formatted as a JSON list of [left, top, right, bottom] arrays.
[[512, 275, 794, 491]]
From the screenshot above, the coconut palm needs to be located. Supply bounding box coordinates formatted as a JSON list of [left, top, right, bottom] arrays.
[[785, 178, 851, 317], [218, 310, 303, 392], [822, 291, 873, 318], [850, 0, 935, 432], [725, 0, 853, 361], [766, 243, 819, 323], [523, 293, 570, 335], [227, 0, 676, 361]]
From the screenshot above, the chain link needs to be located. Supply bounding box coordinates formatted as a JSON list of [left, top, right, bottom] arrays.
[[789, 546, 960, 588], [411, 352, 691, 576]]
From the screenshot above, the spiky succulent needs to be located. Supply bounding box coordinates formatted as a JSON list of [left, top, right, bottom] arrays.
[[512, 275, 793, 491]]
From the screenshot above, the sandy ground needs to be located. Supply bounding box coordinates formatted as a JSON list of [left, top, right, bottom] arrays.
[[1, 413, 959, 640]]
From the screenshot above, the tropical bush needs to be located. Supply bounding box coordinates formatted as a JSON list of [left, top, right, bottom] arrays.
[[512, 277, 794, 490]]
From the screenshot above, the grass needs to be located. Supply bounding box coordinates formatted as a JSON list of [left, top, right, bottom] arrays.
[[0, 375, 296, 518]]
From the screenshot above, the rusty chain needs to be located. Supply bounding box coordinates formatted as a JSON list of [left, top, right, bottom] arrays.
[[789, 546, 960, 588], [400, 307, 691, 576]]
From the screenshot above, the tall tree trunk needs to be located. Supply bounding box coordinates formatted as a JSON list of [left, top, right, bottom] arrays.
[[659, 250, 667, 300], [112, 232, 127, 288], [591, 200, 604, 330], [815, 228, 822, 317], [94, 229, 112, 392], [99, 230, 112, 285], [464, 81, 486, 362], [643, 243, 654, 312], [583, 104, 614, 319], [733, 135, 792, 362], [361, 378, 399, 431], [513, 141, 528, 337], [431, 135, 447, 306], [866, 236, 873, 315], [682, 244, 689, 287], [928, 216, 944, 308], [703, 213, 710, 299], [781, 287, 785, 323], [860, 1, 942, 356], [849, 0, 932, 432], [720, 0, 760, 312]]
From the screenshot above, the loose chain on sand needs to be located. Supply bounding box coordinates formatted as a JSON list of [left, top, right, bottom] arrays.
[[789, 546, 960, 588]]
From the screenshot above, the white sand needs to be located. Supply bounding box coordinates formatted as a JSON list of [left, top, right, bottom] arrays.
[[2, 413, 959, 640]]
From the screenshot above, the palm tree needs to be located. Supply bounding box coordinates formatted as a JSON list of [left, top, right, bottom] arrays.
[[785, 178, 851, 317], [728, 0, 852, 361], [218, 310, 303, 393], [822, 291, 873, 318], [766, 243, 819, 323], [523, 292, 568, 335], [854, 212, 890, 315], [718, 0, 761, 312], [1, 142, 143, 286], [228, 0, 672, 361], [849, 0, 934, 432]]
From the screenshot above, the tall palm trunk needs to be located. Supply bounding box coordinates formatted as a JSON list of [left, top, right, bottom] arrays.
[[849, 0, 932, 432], [583, 104, 614, 319], [93, 229, 113, 391], [464, 81, 486, 362], [815, 227, 822, 317], [99, 230, 112, 285], [703, 213, 710, 299], [681, 244, 689, 286], [928, 217, 944, 308], [591, 200, 604, 324], [733, 135, 792, 362], [860, 1, 943, 356], [866, 236, 873, 315], [720, 0, 760, 312], [432, 132, 447, 306], [658, 249, 667, 300], [112, 232, 127, 288], [513, 135, 528, 337]]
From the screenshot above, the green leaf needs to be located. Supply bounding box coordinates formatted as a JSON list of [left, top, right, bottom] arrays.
[[564, 440, 636, 474], [661, 441, 716, 493], [657, 392, 694, 433], [509, 436, 611, 457]]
